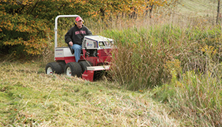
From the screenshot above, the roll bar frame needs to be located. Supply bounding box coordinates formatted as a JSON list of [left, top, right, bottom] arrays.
[[54, 15, 79, 48]]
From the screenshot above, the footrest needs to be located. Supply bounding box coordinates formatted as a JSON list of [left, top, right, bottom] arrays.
[[82, 65, 110, 81], [86, 65, 110, 71]]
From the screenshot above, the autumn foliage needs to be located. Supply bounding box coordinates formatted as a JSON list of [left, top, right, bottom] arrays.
[[0, 0, 173, 57]]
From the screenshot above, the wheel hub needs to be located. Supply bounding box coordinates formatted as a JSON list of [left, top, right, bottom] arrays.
[[47, 67, 53, 74], [66, 67, 72, 76]]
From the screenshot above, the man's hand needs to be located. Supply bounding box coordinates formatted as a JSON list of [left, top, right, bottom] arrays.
[[69, 41, 73, 46]]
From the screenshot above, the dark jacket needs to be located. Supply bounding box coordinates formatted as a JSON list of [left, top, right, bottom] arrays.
[[65, 24, 92, 45]]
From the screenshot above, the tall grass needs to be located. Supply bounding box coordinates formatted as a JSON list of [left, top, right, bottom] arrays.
[[151, 42, 222, 126], [102, 26, 174, 89], [101, 22, 221, 90], [152, 68, 222, 126]]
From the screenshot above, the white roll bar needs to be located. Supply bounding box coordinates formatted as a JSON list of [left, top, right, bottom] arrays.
[[54, 15, 79, 48]]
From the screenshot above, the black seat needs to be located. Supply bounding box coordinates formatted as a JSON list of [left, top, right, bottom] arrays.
[[68, 44, 83, 54]]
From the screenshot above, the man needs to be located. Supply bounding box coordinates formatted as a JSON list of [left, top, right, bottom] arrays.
[[65, 16, 92, 62]]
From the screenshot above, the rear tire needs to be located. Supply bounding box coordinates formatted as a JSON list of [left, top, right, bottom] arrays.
[[45, 62, 63, 74], [65, 62, 82, 77], [58, 61, 66, 73], [79, 61, 93, 73]]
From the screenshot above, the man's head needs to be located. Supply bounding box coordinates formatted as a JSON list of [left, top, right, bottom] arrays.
[[75, 16, 84, 29]]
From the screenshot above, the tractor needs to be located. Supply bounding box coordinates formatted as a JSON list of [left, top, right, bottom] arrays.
[[45, 15, 114, 81]]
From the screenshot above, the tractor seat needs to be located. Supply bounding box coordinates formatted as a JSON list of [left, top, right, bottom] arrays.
[[68, 45, 83, 55]]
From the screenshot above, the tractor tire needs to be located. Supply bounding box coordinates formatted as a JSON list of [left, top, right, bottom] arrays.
[[64, 62, 82, 77], [45, 62, 63, 75], [58, 61, 66, 73], [79, 61, 93, 73]]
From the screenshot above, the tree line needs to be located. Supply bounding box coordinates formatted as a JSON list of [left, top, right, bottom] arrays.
[[7, 0, 222, 57]]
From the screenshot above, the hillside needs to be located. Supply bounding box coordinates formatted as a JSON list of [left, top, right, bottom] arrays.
[[0, 62, 179, 126], [177, 0, 218, 17]]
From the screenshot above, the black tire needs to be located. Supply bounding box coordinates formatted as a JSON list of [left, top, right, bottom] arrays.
[[45, 62, 63, 74], [79, 61, 93, 73], [58, 61, 66, 73], [64, 62, 82, 77]]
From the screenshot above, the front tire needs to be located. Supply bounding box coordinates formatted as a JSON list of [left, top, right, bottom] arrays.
[[45, 62, 63, 74], [79, 61, 92, 73], [64, 62, 82, 77]]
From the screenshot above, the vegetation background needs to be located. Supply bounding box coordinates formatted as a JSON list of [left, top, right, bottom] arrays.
[[0, 0, 222, 126]]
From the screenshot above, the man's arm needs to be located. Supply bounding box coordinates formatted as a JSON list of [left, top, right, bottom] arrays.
[[65, 28, 73, 45]]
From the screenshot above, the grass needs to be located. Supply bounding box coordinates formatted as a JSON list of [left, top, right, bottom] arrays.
[[0, 61, 179, 126]]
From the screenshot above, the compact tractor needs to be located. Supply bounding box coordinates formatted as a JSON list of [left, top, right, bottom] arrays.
[[45, 15, 114, 81]]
